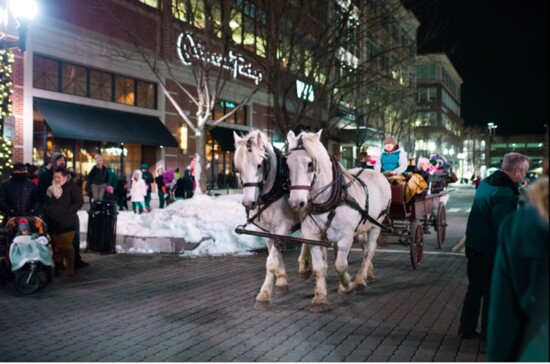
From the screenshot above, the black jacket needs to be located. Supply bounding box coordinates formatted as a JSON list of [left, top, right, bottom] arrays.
[[44, 180, 83, 234], [0, 175, 38, 216]]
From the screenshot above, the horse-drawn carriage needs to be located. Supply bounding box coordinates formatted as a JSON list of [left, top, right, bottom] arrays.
[[232, 129, 449, 312], [381, 179, 448, 269]]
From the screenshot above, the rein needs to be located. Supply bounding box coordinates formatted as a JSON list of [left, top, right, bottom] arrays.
[[242, 147, 290, 231], [288, 142, 391, 234]]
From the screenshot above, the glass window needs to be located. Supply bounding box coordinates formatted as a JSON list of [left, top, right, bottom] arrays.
[[61, 63, 87, 97], [137, 81, 156, 109], [139, 0, 159, 8], [416, 63, 436, 82], [115, 76, 135, 106], [33, 55, 59, 91], [214, 100, 247, 125], [90, 69, 113, 102]]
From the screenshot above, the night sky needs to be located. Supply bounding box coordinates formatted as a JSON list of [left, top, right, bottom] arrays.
[[404, 1, 549, 136]]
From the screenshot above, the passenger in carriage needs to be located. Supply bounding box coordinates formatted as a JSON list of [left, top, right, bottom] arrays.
[[403, 157, 430, 203], [429, 153, 449, 176], [356, 152, 374, 169], [374, 135, 408, 177]]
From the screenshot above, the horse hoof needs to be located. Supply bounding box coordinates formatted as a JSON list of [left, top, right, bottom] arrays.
[[339, 287, 356, 300], [254, 300, 270, 311], [309, 303, 329, 313], [355, 283, 366, 291], [299, 270, 312, 280], [275, 285, 289, 296]]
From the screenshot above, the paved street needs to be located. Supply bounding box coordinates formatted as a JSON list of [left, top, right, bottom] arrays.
[[0, 185, 486, 362]]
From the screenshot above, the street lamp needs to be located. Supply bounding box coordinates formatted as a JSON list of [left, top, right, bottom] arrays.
[[487, 122, 498, 136], [1, 0, 38, 52]]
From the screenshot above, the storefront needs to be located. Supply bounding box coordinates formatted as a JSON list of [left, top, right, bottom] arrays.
[[33, 98, 178, 180]]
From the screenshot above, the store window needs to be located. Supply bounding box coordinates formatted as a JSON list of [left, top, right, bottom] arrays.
[[137, 81, 156, 109], [115, 76, 135, 106], [213, 100, 247, 125], [61, 63, 87, 97], [33, 54, 157, 110], [90, 69, 113, 101], [33, 56, 58, 92]]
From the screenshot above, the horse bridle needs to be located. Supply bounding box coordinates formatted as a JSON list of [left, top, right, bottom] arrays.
[[287, 137, 317, 191], [235, 138, 271, 192]]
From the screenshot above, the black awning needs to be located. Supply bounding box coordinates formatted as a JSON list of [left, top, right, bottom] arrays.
[[209, 127, 239, 152], [34, 98, 179, 147]]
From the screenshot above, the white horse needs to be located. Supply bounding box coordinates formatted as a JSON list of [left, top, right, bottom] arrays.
[[286, 129, 392, 312], [233, 129, 311, 309]]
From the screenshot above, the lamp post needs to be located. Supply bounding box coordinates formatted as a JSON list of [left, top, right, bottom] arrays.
[[487, 122, 498, 168]]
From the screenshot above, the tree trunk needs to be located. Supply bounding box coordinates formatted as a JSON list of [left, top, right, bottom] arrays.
[[194, 131, 207, 194]]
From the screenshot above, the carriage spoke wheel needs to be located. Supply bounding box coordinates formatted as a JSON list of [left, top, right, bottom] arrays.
[[15, 269, 40, 295], [409, 222, 424, 269], [435, 202, 447, 249]]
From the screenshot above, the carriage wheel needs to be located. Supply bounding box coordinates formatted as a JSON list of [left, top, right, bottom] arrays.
[[409, 222, 424, 269], [435, 202, 447, 249], [15, 269, 40, 295]]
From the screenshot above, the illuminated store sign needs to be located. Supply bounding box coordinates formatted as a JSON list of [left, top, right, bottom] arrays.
[[177, 33, 263, 85]]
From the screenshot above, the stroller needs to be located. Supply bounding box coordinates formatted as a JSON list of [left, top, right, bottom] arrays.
[[0, 216, 53, 294]]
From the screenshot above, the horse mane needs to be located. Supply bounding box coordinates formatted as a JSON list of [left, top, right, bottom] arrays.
[[234, 129, 273, 172], [297, 131, 332, 179]]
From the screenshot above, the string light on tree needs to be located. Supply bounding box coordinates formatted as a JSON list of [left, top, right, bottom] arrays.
[[0, 49, 14, 180]]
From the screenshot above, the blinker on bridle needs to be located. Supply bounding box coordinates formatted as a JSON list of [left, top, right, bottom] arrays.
[[240, 138, 270, 190], [288, 136, 317, 191]]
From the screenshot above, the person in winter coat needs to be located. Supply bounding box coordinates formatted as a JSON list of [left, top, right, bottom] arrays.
[[182, 169, 194, 199], [44, 167, 84, 279], [129, 170, 148, 214], [140, 163, 154, 210], [487, 176, 548, 361], [155, 168, 165, 209], [86, 154, 108, 202], [37, 152, 67, 210], [0, 163, 39, 217], [459, 152, 530, 341], [374, 135, 408, 176], [26, 164, 39, 185], [114, 179, 129, 211]]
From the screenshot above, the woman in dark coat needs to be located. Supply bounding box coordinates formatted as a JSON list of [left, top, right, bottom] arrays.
[[45, 167, 83, 278]]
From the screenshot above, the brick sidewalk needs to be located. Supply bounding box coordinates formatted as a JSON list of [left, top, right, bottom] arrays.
[[0, 248, 485, 362]]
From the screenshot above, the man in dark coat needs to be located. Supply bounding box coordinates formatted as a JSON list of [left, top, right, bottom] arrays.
[[459, 152, 530, 341], [487, 176, 548, 361], [0, 163, 38, 217]]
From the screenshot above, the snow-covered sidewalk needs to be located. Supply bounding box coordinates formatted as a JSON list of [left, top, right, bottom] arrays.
[[78, 194, 264, 256]]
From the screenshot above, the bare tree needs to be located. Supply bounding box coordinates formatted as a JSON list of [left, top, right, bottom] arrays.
[[82, 0, 262, 193]]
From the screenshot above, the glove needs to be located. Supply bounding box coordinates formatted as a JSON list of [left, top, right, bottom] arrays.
[[37, 236, 49, 245]]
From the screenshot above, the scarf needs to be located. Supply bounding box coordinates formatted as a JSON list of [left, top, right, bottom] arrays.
[[47, 182, 64, 199]]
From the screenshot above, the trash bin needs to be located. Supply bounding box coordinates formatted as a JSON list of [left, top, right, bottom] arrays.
[[86, 200, 117, 254]]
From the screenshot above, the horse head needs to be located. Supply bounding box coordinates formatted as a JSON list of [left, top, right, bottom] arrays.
[[233, 129, 274, 209], [286, 129, 332, 212]]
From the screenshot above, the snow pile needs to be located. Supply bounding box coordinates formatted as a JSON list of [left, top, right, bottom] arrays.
[[78, 194, 265, 256]]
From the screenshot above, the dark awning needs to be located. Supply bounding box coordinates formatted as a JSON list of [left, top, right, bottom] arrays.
[[209, 127, 239, 152], [34, 98, 179, 147]]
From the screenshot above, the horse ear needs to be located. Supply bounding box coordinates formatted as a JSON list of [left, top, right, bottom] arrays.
[[254, 130, 263, 147], [287, 130, 296, 141], [315, 129, 323, 140], [233, 131, 242, 145]]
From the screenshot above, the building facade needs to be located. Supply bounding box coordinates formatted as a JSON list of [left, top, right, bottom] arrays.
[[7, 0, 422, 188]]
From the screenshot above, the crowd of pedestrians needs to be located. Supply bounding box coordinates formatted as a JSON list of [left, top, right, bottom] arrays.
[[458, 152, 548, 362]]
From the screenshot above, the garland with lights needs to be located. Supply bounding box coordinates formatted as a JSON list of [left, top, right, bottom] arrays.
[[0, 49, 14, 224]]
